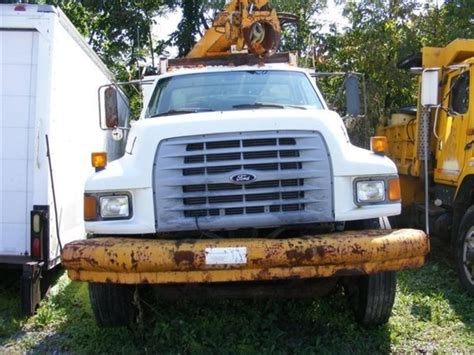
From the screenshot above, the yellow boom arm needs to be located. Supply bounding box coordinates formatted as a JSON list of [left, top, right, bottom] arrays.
[[187, 0, 281, 58]]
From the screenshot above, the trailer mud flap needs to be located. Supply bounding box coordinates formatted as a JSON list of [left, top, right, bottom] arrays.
[[20, 261, 43, 315], [61, 229, 429, 284]]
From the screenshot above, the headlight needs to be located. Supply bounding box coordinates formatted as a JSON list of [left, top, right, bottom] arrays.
[[356, 180, 385, 203], [99, 195, 130, 218]]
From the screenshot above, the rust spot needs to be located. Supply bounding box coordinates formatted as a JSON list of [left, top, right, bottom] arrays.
[[314, 247, 323, 257], [285, 248, 314, 264], [173, 251, 195, 266], [130, 251, 139, 271], [351, 243, 366, 255], [256, 268, 271, 279], [251, 258, 264, 266]]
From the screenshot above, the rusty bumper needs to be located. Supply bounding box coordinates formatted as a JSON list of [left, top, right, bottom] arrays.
[[61, 229, 429, 284]]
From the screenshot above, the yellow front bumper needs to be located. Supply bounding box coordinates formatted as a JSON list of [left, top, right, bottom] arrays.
[[61, 229, 429, 284]]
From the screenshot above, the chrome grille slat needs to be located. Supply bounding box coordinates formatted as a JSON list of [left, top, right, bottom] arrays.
[[166, 185, 324, 198], [159, 170, 326, 186], [163, 157, 324, 170], [169, 198, 320, 211], [153, 130, 334, 232], [160, 145, 323, 158], [164, 133, 321, 145]]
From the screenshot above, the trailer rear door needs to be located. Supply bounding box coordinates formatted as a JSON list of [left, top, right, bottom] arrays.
[[1, 30, 39, 256]]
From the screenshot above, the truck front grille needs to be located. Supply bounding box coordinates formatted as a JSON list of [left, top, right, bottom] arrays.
[[153, 131, 333, 232]]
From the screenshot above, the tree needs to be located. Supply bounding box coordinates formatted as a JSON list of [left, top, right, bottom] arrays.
[[170, 0, 225, 57], [415, 0, 474, 47], [273, 0, 327, 63], [40, 0, 176, 81]]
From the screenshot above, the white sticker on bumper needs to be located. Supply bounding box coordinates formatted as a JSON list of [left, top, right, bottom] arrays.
[[205, 247, 247, 265]]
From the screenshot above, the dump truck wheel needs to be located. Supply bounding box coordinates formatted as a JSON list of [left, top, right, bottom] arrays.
[[455, 206, 474, 296], [346, 271, 397, 326], [88, 283, 136, 327]]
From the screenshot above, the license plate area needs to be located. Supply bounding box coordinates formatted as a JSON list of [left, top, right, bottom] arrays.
[[205, 247, 247, 265]]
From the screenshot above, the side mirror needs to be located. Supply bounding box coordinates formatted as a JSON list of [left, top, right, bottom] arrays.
[[104, 86, 119, 128], [345, 74, 361, 117], [421, 69, 439, 107]]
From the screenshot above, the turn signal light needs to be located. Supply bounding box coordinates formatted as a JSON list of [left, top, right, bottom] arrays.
[[84, 195, 98, 221], [388, 178, 401, 201], [370, 136, 388, 155], [91, 152, 107, 169]]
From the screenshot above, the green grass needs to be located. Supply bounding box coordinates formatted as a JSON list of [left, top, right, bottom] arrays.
[[1, 241, 473, 354]]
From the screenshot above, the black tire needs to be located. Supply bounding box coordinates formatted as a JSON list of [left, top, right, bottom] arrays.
[[455, 206, 474, 296], [344, 218, 397, 326], [88, 283, 136, 327], [346, 272, 397, 326]]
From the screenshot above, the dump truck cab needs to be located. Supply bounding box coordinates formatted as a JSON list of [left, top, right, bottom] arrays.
[[62, 0, 429, 327]]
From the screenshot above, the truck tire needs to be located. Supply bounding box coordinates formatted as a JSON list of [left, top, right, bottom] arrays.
[[345, 271, 397, 326], [88, 283, 136, 327], [344, 218, 397, 326], [455, 206, 474, 296]]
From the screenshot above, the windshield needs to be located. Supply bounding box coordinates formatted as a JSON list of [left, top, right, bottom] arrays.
[[145, 70, 324, 117]]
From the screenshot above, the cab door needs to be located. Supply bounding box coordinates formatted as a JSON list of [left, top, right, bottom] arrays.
[[434, 69, 471, 185]]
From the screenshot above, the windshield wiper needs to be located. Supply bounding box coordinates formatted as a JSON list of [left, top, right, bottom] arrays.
[[150, 108, 214, 117], [232, 102, 307, 110]]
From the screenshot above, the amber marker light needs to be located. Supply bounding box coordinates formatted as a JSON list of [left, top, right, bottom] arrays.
[[84, 195, 98, 221], [388, 178, 401, 201], [370, 136, 388, 155], [91, 152, 107, 170]]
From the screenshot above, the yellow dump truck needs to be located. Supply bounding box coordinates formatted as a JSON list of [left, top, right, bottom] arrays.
[[378, 39, 474, 296], [61, 0, 429, 327]]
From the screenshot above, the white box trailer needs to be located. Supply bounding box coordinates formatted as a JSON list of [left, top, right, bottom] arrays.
[[0, 3, 127, 313]]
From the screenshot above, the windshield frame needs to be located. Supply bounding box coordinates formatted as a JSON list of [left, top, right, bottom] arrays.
[[142, 67, 327, 119]]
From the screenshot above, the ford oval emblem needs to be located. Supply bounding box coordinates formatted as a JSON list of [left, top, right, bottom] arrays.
[[230, 173, 257, 184]]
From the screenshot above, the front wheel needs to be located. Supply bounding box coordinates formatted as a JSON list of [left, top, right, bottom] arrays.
[[455, 206, 474, 296], [344, 217, 396, 326], [345, 272, 397, 326], [88, 283, 137, 327]]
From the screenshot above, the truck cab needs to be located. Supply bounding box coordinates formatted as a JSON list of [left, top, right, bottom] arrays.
[[86, 60, 404, 234]]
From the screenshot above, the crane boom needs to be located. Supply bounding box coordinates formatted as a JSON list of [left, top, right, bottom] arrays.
[[187, 0, 281, 58]]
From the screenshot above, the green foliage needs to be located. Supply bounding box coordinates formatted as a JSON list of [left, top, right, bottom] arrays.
[[272, 0, 327, 65], [416, 0, 474, 47], [311, 0, 474, 146], [48, 0, 173, 78], [316, 1, 421, 145], [170, 0, 225, 57]]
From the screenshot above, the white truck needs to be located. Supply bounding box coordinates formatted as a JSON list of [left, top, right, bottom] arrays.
[[0, 3, 127, 313], [62, 1, 429, 327]]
